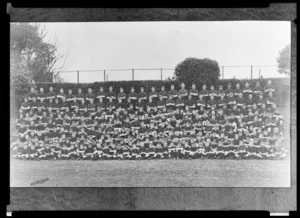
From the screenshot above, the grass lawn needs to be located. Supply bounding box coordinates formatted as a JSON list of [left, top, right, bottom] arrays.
[[10, 158, 290, 187]]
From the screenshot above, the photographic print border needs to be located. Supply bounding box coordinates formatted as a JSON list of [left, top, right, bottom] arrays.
[[6, 3, 297, 212]]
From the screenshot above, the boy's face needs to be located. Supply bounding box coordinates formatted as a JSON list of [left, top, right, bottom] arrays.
[[151, 87, 155, 91], [268, 91, 273, 97], [109, 87, 113, 91], [161, 86, 165, 91], [171, 85, 174, 90]]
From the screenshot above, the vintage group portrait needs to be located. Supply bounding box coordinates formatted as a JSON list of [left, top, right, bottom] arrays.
[[8, 6, 296, 213]]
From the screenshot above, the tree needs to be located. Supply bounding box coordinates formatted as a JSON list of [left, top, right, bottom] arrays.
[[10, 23, 69, 83], [10, 23, 68, 113], [10, 49, 33, 113], [174, 57, 220, 87], [277, 44, 291, 76]]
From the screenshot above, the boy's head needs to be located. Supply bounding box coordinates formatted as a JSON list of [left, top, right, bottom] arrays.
[[267, 79, 272, 85]]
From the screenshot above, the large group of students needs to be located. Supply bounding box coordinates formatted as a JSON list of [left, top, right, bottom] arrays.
[[11, 79, 288, 160]]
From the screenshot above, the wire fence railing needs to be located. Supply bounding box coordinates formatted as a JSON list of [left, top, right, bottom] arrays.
[[52, 65, 284, 83]]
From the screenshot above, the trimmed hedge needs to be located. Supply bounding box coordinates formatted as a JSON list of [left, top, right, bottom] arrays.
[[15, 78, 290, 109]]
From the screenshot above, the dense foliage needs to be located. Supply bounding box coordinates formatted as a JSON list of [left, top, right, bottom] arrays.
[[277, 44, 291, 76], [174, 57, 221, 87]]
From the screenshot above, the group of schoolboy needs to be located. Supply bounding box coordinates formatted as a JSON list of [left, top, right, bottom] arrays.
[[11, 79, 287, 160]]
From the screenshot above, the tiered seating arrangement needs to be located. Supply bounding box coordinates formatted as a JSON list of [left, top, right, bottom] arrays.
[[11, 80, 288, 160]]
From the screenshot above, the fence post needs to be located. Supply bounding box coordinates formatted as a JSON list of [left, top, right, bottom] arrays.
[[77, 71, 79, 83], [160, 68, 163, 80], [250, 65, 253, 79], [222, 66, 224, 79], [104, 70, 106, 82], [259, 68, 261, 78], [132, 69, 134, 81]]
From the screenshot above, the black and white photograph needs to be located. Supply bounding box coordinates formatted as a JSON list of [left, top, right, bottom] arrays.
[[10, 20, 292, 190]]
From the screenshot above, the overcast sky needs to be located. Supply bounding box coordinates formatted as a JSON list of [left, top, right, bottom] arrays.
[[40, 21, 290, 82]]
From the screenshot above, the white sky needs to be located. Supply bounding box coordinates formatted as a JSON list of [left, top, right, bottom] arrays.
[[39, 21, 290, 82]]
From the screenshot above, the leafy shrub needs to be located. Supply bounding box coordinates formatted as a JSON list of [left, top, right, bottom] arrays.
[[174, 57, 221, 88]]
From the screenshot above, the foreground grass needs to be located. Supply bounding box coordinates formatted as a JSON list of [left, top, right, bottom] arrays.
[[10, 158, 290, 187]]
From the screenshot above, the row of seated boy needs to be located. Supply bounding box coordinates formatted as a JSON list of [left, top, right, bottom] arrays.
[[11, 125, 287, 160]]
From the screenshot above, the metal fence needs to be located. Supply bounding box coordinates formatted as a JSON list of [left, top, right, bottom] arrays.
[[53, 65, 281, 83]]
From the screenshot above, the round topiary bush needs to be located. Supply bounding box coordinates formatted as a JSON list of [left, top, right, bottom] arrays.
[[174, 57, 221, 87]]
